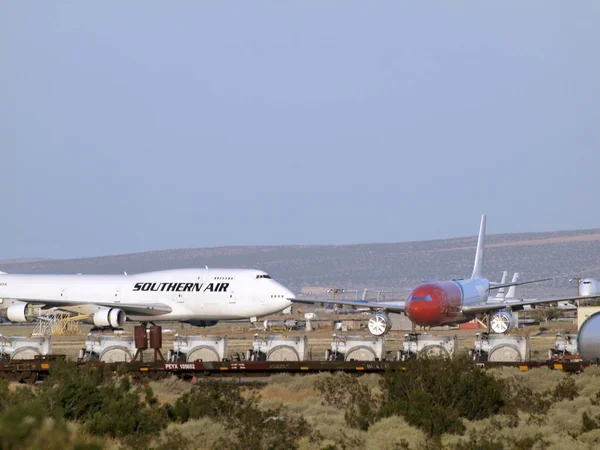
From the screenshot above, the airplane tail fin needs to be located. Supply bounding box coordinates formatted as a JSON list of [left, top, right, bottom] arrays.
[[494, 271, 508, 299], [506, 273, 519, 298], [470, 214, 486, 279]]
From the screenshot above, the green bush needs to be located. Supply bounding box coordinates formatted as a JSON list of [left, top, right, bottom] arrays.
[[581, 412, 600, 433], [0, 379, 36, 413], [166, 380, 246, 423], [0, 398, 104, 450], [315, 373, 378, 430], [36, 362, 167, 447], [379, 355, 505, 437], [37, 362, 109, 421], [550, 377, 580, 401], [501, 378, 552, 416], [166, 380, 309, 450]]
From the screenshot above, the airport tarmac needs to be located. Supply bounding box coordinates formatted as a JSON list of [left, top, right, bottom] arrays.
[[0, 314, 578, 362]]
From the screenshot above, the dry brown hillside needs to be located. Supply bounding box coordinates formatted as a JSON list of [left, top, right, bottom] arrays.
[[2, 228, 599, 297]]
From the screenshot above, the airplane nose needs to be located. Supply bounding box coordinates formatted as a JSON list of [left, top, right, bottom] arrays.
[[280, 288, 294, 309], [406, 284, 443, 326]]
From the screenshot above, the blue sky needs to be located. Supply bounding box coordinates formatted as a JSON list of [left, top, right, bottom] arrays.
[[2, 2, 599, 259]]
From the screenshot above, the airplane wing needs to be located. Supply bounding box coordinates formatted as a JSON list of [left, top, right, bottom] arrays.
[[290, 298, 406, 313], [10, 298, 172, 316], [489, 277, 551, 290], [462, 295, 594, 314]]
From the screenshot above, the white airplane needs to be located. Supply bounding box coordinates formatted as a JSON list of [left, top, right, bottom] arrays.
[[0, 268, 294, 328], [494, 272, 577, 311], [291, 215, 593, 335], [577, 278, 600, 297]]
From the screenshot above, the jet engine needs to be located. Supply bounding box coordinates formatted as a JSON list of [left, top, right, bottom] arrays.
[[580, 279, 600, 297], [0, 304, 36, 323], [489, 309, 516, 334], [92, 308, 126, 328], [185, 320, 219, 328], [367, 312, 392, 336]]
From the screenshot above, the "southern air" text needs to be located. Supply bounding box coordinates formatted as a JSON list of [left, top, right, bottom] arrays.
[[133, 282, 229, 293]]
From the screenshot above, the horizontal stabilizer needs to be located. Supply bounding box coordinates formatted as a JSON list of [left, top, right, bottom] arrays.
[[489, 277, 551, 290]]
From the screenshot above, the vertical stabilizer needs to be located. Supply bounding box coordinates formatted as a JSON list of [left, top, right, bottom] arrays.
[[506, 273, 519, 298], [470, 214, 486, 279], [495, 271, 508, 299]]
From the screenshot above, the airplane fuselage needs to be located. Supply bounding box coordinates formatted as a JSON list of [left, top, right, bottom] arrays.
[[405, 278, 489, 326], [0, 268, 294, 323]]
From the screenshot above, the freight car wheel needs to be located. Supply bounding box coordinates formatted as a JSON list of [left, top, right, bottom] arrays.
[[20, 371, 38, 385], [6, 372, 21, 382]]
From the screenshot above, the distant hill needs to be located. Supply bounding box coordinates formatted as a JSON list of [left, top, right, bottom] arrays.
[[2, 228, 599, 298]]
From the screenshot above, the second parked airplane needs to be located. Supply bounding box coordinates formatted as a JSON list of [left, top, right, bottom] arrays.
[[292, 215, 591, 335]]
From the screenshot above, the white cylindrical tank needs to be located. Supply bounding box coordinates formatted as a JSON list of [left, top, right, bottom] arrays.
[[252, 335, 308, 361], [328, 335, 385, 361], [471, 333, 529, 362], [0, 335, 53, 360], [171, 335, 228, 362], [84, 334, 136, 362], [578, 312, 600, 361]]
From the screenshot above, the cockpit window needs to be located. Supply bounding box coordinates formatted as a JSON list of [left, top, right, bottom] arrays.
[[410, 295, 433, 302], [256, 274, 271, 279]]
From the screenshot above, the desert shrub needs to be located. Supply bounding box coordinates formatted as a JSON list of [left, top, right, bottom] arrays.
[[0, 379, 36, 412], [0, 400, 104, 450], [502, 373, 580, 421], [447, 424, 550, 450], [37, 362, 110, 421], [153, 418, 229, 450], [379, 355, 505, 437], [551, 377, 580, 401], [151, 429, 194, 450], [166, 380, 247, 423], [581, 412, 600, 433], [501, 378, 553, 416], [315, 373, 378, 430], [83, 379, 167, 445], [590, 390, 600, 406], [365, 416, 428, 450], [223, 404, 309, 450], [36, 362, 167, 447], [167, 380, 309, 450]]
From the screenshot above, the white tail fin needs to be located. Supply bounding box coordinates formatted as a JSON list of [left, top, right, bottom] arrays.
[[494, 271, 508, 299], [470, 214, 486, 279], [506, 273, 519, 298]]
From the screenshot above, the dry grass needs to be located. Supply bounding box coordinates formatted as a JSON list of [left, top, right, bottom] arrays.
[[148, 375, 193, 404], [127, 368, 600, 449], [366, 416, 428, 450], [260, 384, 319, 407], [153, 418, 230, 450], [489, 366, 568, 391]]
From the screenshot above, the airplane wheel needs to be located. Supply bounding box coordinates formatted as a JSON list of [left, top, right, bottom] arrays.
[[368, 313, 390, 336]]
